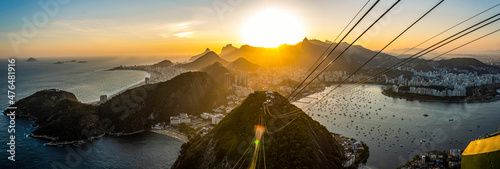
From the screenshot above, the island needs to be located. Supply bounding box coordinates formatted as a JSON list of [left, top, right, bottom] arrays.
[[26, 57, 38, 62], [53, 60, 88, 64]]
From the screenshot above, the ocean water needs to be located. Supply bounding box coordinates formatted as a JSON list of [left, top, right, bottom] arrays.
[[0, 57, 183, 168], [1, 57, 499, 168], [0, 57, 157, 105], [294, 85, 500, 169]]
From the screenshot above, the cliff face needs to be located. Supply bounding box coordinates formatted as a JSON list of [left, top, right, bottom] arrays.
[[172, 92, 344, 169], [5, 72, 228, 144]]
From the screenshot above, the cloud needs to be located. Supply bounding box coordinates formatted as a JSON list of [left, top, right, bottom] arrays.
[[173, 32, 193, 38], [157, 20, 204, 38]]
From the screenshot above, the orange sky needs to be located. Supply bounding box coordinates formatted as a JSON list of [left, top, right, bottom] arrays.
[[1, 0, 499, 59]]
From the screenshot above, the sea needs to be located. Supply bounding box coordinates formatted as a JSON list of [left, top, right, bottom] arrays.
[[0, 57, 498, 169], [294, 85, 500, 169], [0, 57, 184, 168]]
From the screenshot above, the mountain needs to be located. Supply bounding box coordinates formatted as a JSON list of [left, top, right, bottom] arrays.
[[435, 58, 499, 74], [8, 89, 78, 123], [5, 72, 229, 145], [201, 62, 231, 82], [189, 48, 212, 62], [180, 51, 229, 70], [218, 38, 398, 71], [172, 91, 344, 169], [219, 44, 238, 60], [226, 57, 259, 72], [152, 60, 174, 68]]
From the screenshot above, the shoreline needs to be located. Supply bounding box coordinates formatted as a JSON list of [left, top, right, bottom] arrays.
[[150, 129, 189, 143], [381, 87, 500, 104], [83, 70, 151, 105], [296, 83, 500, 104]]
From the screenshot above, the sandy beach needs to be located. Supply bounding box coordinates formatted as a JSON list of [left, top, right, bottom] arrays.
[[151, 129, 189, 143]]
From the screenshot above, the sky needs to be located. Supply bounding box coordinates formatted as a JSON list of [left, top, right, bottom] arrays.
[[1, 0, 499, 59]]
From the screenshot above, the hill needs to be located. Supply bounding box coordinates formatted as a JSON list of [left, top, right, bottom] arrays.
[[180, 51, 229, 70], [226, 57, 260, 72], [201, 62, 231, 82], [8, 89, 78, 124], [152, 60, 174, 68], [172, 91, 344, 169], [436, 58, 499, 74], [5, 72, 229, 145], [189, 48, 212, 62]]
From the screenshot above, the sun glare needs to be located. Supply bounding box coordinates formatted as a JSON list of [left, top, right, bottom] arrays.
[[242, 8, 306, 48]]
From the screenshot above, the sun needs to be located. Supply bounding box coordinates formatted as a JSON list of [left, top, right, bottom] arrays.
[[242, 8, 306, 48]]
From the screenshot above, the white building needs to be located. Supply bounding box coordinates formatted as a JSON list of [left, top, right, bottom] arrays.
[[170, 113, 191, 125], [450, 149, 461, 158], [211, 114, 224, 125], [201, 112, 210, 119], [170, 116, 181, 125]]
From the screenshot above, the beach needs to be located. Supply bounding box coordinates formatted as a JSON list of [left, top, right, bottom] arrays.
[[151, 129, 189, 143]]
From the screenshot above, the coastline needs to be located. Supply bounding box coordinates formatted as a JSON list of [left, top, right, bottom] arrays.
[[30, 133, 106, 146], [151, 129, 189, 143], [83, 70, 151, 105], [381, 87, 500, 103]]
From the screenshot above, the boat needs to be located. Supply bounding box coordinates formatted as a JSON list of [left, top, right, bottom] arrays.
[[423, 114, 429, 117]]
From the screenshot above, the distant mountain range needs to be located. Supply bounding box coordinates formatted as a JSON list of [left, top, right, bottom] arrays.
[[162, 38, 499, 81], [179, 51, 229, 70], [215, 37, 399, 72], [189, 48, 212, 62]]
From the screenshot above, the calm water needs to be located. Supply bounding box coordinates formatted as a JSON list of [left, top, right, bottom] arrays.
[[1, 57, 498, 168], [0, 57, 156, 104], [295, 85, 500, 169], [0, 57, 183, 168]]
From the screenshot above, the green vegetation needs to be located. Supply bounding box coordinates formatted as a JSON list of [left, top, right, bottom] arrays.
[[173, 92, 344, 169], [6, 72, 228, 144], [33, 99, 99, 141]]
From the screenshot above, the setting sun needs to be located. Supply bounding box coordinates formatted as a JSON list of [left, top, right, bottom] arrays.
[[242, 8, 306, 48]]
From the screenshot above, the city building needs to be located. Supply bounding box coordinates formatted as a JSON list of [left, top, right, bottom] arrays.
[[170, 113, 191, 125], [211, 114, 223, 125], [170, 116, 181, 125]]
